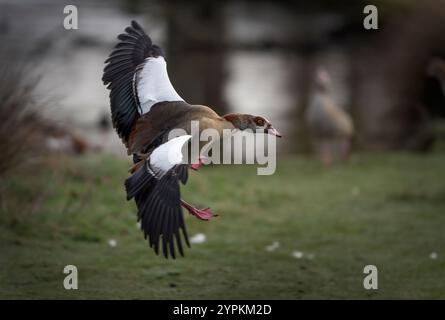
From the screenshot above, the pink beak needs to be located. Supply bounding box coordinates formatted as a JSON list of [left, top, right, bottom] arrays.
[[268, 127, 282, 138]]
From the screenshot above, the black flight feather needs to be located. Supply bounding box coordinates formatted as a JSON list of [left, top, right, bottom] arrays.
[[124, 162, 190, 258], [102, 20, 164, 142]]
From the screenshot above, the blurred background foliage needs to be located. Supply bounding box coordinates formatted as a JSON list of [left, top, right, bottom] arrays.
[[1, 0, 445, 165]]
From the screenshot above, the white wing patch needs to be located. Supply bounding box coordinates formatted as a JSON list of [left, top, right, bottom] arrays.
[[137, 56, 184, 114], [150, 135, 191, 175]]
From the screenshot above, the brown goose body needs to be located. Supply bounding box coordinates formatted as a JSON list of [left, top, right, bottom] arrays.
[[127, 101, 235, 155], [306, 93, 354, 139]]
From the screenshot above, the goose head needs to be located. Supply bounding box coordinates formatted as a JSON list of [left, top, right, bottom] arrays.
[[223, 113, 282, 137]]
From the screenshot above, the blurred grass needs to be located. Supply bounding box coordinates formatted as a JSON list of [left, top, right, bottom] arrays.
[[0, 151, 444, 299]]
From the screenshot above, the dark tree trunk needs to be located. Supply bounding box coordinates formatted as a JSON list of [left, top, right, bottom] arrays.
[[164, 2, 227, 115]]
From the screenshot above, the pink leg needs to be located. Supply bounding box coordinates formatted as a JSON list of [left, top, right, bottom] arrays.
[[191, 156, 207, 171], [181, 199, 217, 221]]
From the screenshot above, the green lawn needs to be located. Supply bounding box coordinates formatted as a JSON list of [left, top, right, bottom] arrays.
[[0, 151, 444, 299]]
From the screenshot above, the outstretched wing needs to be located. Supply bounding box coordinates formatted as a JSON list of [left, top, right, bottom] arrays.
[[125, 135, 191, 258], [102, 20, 184, 142]]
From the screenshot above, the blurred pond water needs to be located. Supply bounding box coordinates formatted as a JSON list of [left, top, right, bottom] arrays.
[[0, 0, 348, 155]]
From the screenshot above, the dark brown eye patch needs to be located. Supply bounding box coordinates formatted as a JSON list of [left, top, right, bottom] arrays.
[[255, 117, 265, 126]]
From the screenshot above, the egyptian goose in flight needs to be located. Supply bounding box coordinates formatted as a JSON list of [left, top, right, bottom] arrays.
[[306, 67, 354, 166], [102, 21, 281, 258]]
